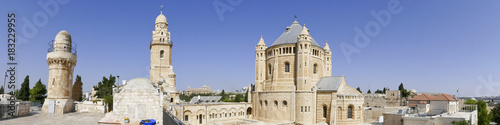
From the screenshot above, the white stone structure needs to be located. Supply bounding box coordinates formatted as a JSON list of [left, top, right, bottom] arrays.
[[113, 78, 163, 124], [251, 19, 364, 125], [150, 9, 180, 104], [42, 30, 77, 114]]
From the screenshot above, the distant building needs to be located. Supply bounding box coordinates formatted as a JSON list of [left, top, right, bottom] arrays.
[[383, 94, 477, 125], [386, 90, 402, 106], [186, 85, 212, 95]]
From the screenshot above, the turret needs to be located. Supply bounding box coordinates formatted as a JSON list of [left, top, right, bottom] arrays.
[[324, 41, 332, 76], [43, 30, 77, 114], [255, 36, 267, 91], [296, 24, 312, 91]]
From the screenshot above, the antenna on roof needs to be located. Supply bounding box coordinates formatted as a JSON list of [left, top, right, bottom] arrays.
[[161, 5, 163, 14], [295, 15, 297, 21]]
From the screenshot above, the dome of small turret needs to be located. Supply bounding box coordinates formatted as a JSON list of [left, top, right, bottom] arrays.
[[156, 12, 167, 23], [54, 30, 71, 44]]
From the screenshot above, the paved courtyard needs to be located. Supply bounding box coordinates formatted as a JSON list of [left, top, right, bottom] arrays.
[[0, 111, 104, 125]]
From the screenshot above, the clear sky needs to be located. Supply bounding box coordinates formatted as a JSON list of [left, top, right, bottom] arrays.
[[1, 0, 500, 97]]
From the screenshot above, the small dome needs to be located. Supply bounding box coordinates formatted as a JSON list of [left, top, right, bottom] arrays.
[[257, 36, 266, 45], [324, 41, 330, 50], [54, 30, 71, 44], [410, 89, 417, 93], [300, 24, 309, 35], [155, 13, 167, 23]]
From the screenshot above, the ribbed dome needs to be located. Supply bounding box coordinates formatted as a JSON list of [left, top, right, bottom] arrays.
[[155, 13, 167, 23], [270, 20, 320, 47], [54, 30, 71, 44]]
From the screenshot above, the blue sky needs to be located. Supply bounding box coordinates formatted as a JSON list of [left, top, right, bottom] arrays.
[[1, 0, 500, 97]]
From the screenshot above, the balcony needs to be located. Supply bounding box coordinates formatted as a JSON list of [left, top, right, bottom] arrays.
[[47, 40, 77, 55]]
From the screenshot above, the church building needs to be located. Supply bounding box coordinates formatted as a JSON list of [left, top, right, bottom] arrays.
[[251, 19, 364, 125]]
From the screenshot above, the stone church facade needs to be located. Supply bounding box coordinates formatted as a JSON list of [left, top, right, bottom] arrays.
[[251, 20, 364, 125]]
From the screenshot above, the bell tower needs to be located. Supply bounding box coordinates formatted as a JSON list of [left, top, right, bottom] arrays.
[[150, 7, 175, 91]]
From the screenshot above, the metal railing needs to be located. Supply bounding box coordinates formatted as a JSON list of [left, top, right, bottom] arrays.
[[150, 40, 173, 46], [460, 104, 477, 112], [47, 40, 77, 55]]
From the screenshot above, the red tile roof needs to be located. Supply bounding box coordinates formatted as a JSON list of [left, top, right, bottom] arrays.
[[409, 94, 456, 101]]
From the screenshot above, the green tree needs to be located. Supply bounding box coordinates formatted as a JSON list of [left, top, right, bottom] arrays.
[[477, 100, 491, 125], [17, 75, 30, 101], [72, 75, 83, 101], [492, 103, 500, 124], [464, 98, 477, 105], [356, 87, 362, 93], [93, 75, 116, 112], [367, 89, 371, 93], [383, 87, 387, 94], [0, 86, 4, 94], [29, 79, 47, 103], [244, 90, 248, 102], [375, 89, 383, 94], [398, 83, 410, 98], [220, 89, 226, 101]]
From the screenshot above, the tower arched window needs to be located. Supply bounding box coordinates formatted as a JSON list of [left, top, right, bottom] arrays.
[[160, 50, 165, 58], [348, 105, 354, 119], [285, 62, 290, 73], [268, 64, 272, 74], [313, 64, 317, 74], [323, 105, 327, 118]]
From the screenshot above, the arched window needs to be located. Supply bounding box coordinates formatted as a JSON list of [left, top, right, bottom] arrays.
[[268, 64, 272, 74], [285, 62, 290, 73], [160, 50, 165, 58], [323, 106, 327, 118], [313, 64, 317, 74], [348, 105, 353, 119], [337, 107, 342, 119], [265, 100, 268, 106], [274, 100, 278, 107], [283, 101, 287, 107]]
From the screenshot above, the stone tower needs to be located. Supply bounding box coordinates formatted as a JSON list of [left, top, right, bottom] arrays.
[[42, 30, 77, 114], [255, 36, 267, 91], [150, 9, 179, 103], [296, 24, 312, 91], [323, 42, 332, 76]]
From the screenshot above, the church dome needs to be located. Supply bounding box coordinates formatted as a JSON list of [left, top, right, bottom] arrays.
[[54, 30, 71, 44], [155, 12, 167, 23], [270, 20, 320, 47]]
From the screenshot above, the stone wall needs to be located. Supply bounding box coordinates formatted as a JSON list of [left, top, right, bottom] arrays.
[[363, 93, 386, 108], [75, 101, 105, 113], [0, 101, 30, 119], [171, 102, 250, 125]]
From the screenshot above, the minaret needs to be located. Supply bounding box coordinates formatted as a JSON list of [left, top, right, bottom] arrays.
[[42, 30, 77, 114], [323, 41, 332, 76], [296, 24, 312, 91], [150, 7, 176, 91], [255, 36, 267, 91]]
